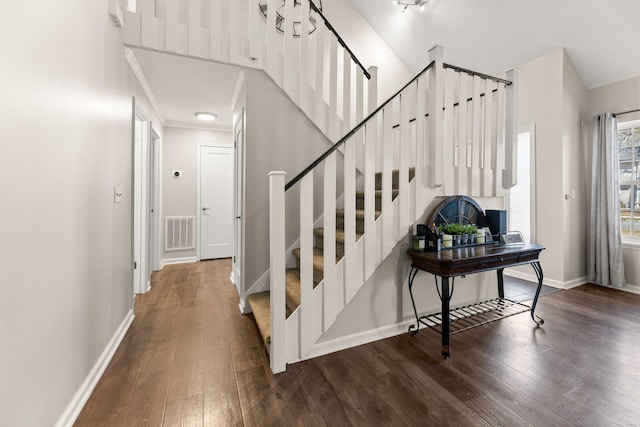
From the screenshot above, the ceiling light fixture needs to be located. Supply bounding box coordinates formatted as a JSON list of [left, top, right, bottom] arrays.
[[195, 112, 217, 121], [394, 0, 429, 12]]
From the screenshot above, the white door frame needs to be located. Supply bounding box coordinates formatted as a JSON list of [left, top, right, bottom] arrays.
[[132, 98, 156, 295], [149, 129, 162, 272], [233, 110, 245, 300]]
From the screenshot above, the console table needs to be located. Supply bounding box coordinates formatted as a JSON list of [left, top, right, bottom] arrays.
[[407, 244, 545, 357]]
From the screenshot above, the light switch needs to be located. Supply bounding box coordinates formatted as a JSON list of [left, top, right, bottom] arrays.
[[114, 186, 123, 203]]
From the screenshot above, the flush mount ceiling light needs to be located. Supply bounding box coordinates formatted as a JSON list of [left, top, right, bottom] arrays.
[[395, 0, 429, 12], [195, 112, 217, 121]]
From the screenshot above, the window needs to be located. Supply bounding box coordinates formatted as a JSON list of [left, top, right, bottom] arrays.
[[618, 120, 640, 241], [508, 125, 536, 243]]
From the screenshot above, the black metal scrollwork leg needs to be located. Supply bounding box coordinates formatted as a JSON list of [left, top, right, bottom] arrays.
[[530, 261, 545, 325], [441, 276, 451, 358], [407, 268, 421, 335]]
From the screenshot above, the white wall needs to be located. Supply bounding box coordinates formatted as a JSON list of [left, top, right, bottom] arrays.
[[561, 51, 589, 283], [588, 75, 640, 287], [161, 127, 234, 262], [0, 1, 160, 426], [321, 0, 413, 103], [516, 49, 566, 285]]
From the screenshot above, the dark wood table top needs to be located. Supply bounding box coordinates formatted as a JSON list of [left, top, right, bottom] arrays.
[[408, 244, 545, 278]]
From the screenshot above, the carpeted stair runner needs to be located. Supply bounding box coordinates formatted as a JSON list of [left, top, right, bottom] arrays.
[[247, 167, 414, 348]]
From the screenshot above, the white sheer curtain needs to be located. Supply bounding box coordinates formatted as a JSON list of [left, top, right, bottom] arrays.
[[588, 112, 625, 287]]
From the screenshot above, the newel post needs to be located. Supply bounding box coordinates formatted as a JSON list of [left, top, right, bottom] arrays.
[[428, 45, 444, 188], [503, 69, 520, 189], [268, 171, 287, 374]]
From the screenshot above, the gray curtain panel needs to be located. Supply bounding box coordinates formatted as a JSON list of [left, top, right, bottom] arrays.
[[588, 113, 625, 287]]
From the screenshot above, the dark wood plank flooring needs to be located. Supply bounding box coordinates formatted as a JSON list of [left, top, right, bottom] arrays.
[[74, 259, 640, 426]]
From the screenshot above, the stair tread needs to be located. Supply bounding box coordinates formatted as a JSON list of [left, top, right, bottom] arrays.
[[247, 291, 271, 345], [313, 227, 363, 242], [355, 188, 400, 197], [336, 208, 381, 219], [292, 247, 341, 271], [285, 269, 301, 312]]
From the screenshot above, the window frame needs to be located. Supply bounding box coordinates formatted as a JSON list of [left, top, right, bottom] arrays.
[[617, 119, 640, 245]]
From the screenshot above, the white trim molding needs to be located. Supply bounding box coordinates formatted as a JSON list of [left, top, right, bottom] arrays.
[[504, 269, 586, 290], [160, 256, 199, 269], [125, 48, 166, 124], [55, 310, 134, 427], [294, 319, 415, 363]]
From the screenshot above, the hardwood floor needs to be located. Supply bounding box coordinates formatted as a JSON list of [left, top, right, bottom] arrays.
[[75, 259, 640, 426]]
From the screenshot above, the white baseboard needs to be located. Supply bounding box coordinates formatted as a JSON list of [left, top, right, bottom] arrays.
[[290, 319, 414, 363], [160, 256, 198, 269], [504, 270, 587, 290], [238, 297, 251, 314], [55, 310, 134, 427], [622, 284, 640, 295]]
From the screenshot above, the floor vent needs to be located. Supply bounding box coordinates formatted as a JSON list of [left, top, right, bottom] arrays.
[[165, 216, 195, 251]]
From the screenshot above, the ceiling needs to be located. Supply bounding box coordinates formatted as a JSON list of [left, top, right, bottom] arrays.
[[348, 0, 640, 89], [131, 47, 241, 129]]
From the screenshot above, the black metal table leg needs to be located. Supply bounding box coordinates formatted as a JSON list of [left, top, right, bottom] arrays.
[[530, 261, 545, 325], [497, 268, 505, 299], [407, 267, 421, 335], [441, 276, 450, 358]]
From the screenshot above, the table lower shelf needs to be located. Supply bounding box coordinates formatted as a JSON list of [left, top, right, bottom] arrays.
[[415, 298, 532, 335]]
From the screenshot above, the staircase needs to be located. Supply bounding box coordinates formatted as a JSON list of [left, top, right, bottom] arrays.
[[248, 167, 414, 350]]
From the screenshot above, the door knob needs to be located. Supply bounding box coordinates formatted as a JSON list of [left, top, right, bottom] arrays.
[[202, 207, 210, 211]]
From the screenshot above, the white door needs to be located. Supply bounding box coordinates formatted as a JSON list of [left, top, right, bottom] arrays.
[[200, 146, 234, 259], [233, 112, 244, 294]]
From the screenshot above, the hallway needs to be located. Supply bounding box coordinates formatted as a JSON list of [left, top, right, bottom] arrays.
[[75, 260, 640, 426]]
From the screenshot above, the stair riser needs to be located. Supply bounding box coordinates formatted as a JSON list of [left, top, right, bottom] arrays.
[[374, 169, 415, 191], [294, 257, 324, 285], [315, 235, 346, 258], [336, 215, 365, 234], [355, 190, 400, 211]]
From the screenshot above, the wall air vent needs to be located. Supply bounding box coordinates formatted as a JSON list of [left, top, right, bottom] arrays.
[[165, 216, 195, 251]]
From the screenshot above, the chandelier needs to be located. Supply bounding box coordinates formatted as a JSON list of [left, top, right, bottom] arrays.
[[395, 0, 429, 12]]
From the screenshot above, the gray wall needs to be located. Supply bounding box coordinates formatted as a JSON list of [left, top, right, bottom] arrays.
[[162, 127, 233, 263], [0, 1, 161, 425]]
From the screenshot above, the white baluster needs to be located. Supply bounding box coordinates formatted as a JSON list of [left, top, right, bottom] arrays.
[[300, 173, 314, 356], [399, 82, 413, 234], [268, 171, 286, 374], [343, 134, 358, 303], [504, 69, 519, 189], [328, 36, 339, 140], [283, 0, 298, 101], [298, 0, 311, 114], [381, 107, 394, 259], [494, 82, 507, 196], [364, 120, 378, 280], [470, 75, 485, 196], [443, 68, 455, 194], [323, 153, 337, 329], [209, 0, 222, 60], [140, 0, 155, 48], [456, 73, 470, 195], [342, 49, 352, 135], [427, 45, 444, 188], [188, 0, 202, 57], [414, 74, 427, 219], [483, 80, 496, 196]]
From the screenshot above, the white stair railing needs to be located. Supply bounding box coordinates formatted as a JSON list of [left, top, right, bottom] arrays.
[[120, 0, 377, 142], [269, 46, 520, 373]]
